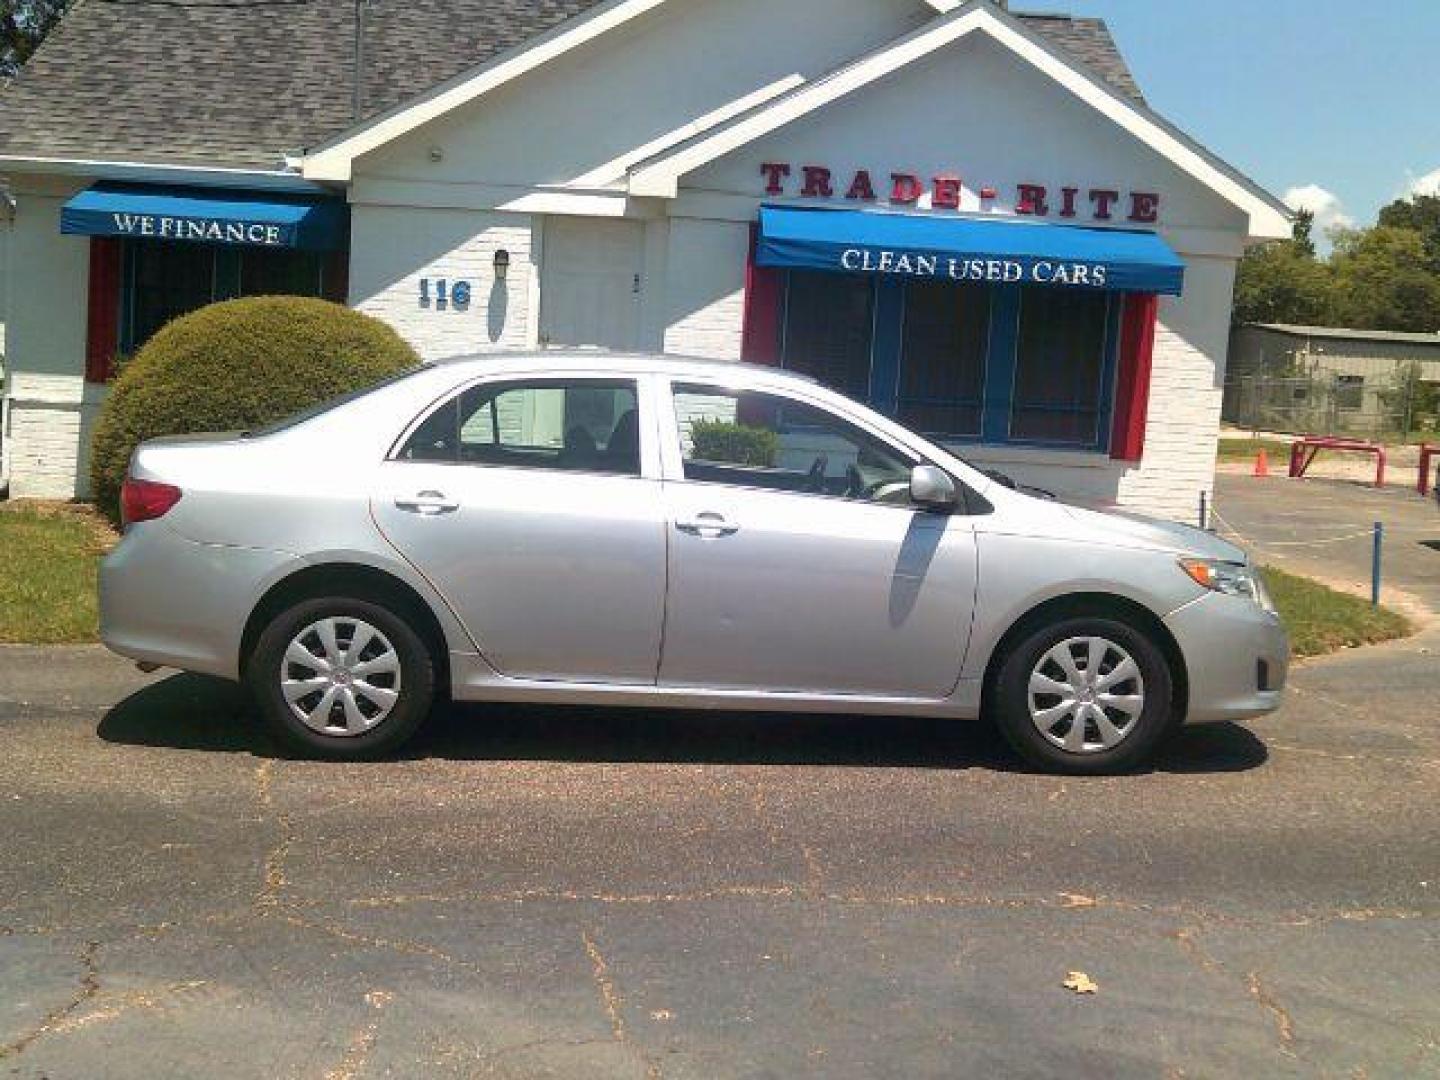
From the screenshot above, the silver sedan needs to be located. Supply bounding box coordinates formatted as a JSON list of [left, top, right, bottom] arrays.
[[100, 353, 1288, 773]]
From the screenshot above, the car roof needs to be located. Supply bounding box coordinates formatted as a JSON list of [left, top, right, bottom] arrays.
[[428, 349, 819, 384]]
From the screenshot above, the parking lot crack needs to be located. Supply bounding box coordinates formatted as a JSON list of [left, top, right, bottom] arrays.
[[47, 979, 213, 1036], [255, 759, 294, 911], [0, 939, 101, 1060], [582, 930, 662, 1079], [1246, 971, 1297, 1056], [322, 989, 393, 1080], [275, 908, 476, 972], [1173, 927, 1297, 1059]]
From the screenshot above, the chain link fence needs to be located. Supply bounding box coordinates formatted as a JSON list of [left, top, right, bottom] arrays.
[[1223, 367, 1440, 442]]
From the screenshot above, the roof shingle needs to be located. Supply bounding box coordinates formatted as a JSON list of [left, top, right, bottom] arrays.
[[0, 0, 1145, 172]]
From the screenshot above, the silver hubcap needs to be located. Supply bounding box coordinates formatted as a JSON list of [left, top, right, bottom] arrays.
[[281, 617, 402, 736], [1028, 636, 1145, 755]]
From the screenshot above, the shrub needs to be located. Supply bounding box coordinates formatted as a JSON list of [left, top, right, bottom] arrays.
[[689, 419, 779, 467], [90, 297, 419, 523]]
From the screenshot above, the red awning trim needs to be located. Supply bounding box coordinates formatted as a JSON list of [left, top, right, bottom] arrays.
[[85, 238, 122, 384], [741, 224, 783, 366], [1109, 293, 1159, 462]]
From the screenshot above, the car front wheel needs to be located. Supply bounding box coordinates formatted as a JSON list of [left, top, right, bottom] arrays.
[[992, 615, 1176, 775], [247, 596, 435, 760]]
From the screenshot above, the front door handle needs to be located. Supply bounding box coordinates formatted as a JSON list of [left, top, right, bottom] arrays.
[[676, 512, 739, 538], [395, 490, 460, 516]]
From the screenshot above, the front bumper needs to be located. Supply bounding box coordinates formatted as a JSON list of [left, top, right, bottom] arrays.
[[100, 522, 299, 680], [1164, 591, 1290, 724]]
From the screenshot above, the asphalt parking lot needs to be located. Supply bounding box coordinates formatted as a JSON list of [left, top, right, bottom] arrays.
[[1213, 471, 1440, 619], [2, 476, 1438, 1079]]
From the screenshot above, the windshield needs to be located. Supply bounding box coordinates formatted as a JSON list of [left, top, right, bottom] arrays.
[[243, 364, 431, 438]]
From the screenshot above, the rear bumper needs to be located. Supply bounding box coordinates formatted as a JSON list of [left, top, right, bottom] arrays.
[[100, 522, 299, 680], [1165, 592, 1290, 724]]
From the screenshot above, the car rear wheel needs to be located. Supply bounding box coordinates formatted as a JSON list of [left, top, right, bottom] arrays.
[[247, 597, 435, 760], [992, 615, 1176, 775]]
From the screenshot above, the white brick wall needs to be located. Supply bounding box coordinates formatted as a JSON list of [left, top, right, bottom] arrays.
[[350, 205, 534, 361], [1115, 255, 1237, 524], [4, 374, 106, 499], [663, 218, 749, 361], [0, 213, 10, 362]]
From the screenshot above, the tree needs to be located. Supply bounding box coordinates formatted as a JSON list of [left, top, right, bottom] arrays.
[[1, 1, 71, 79], [1378, 193, 1440, 275], [1290, 208, 1317, 258], [1232, 236, 1331, 326], [1327, 227, 1440, 333]]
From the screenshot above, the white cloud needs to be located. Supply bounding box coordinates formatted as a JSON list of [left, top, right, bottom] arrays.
[[1405, 167, 1440, 198], [1283, 184, 1355, 235]]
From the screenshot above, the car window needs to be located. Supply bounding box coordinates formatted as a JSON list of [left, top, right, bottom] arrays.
[[398, 380, 641, 476], [671, 383, 917, 503]]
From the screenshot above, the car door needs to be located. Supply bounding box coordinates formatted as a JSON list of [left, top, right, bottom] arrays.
[[657, 379, 978, 698], [371, 375, 667, 685]]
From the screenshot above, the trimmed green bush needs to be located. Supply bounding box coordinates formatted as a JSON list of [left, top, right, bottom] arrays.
[[690, 419, 780, 467], [90, 297, 419, 523]]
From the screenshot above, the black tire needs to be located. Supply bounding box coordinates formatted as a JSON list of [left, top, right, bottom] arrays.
[[991, 615, 1176, 775], [246, 596, 436, 760]]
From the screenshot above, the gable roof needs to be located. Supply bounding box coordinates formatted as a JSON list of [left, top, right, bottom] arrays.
[[1248, 324, 1440, 348], [0, 0, 611, 172], [625, 2, 1289, 239], [0, 0, 1142, 176]]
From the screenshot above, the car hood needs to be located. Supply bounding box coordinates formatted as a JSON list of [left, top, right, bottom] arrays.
[[1067, 503, 1246, 561], [988, 493, 1248, 562]]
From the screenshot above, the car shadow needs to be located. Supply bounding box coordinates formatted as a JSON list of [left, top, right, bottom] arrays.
[[97, 672, 1270, 775]]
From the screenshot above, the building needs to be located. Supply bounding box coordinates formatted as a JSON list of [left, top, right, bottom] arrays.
[[1227, 323, 1440, 439], [0, 0, 1289, 519]]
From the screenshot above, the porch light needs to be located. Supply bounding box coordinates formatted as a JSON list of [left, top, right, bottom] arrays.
[[493, 248, 511, 280]]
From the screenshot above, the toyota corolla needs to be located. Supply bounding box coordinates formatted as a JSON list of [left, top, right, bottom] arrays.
[[100, 353, 1287, 773]]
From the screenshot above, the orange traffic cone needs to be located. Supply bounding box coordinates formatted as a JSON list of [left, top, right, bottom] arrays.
[[1253, 449, 1270, 477]]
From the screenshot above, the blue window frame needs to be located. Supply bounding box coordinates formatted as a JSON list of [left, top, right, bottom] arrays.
[[778, 269, 1119, 453]]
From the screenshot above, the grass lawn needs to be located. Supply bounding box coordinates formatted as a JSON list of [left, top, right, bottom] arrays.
[[1217, 436, 1292, 463], [0, 503, 117, 644], [1261, 565, 1413, 658]]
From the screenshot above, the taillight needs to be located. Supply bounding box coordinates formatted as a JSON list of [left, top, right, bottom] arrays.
[[120, 477, 183, 526]]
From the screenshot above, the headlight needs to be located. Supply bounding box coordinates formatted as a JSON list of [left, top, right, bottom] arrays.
[[1179, 558, 1274, 611]]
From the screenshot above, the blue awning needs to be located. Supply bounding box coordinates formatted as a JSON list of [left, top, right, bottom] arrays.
[[756, 205, 1184, 295], [60, 182, 348, 251]]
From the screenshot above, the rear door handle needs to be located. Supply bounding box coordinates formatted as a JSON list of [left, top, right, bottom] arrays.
[[395, 490, 460, 516], [676, 512, 739, 537]]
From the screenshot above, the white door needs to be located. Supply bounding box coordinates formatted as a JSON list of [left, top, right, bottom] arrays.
[[540, 217, 643, 350]]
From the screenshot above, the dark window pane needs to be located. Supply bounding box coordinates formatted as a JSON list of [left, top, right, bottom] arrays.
[[781, 271, 874, 401], [124, 241, 215, 350], [1011, 289, 1111, 446], [400, 380, 640, 476], [122, 242, 334, 354], [672, 383, 915, 503], [239, 248, 324, 297], [399, 398, 460, 462], [898, 281, 989, 437], [1335, 374, 1364, 411]]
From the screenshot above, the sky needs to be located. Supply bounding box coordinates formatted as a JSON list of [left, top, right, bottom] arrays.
[[1061, 0, 1440, 240]]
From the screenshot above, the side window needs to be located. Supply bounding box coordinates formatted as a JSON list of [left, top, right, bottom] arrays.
[[398, 380, 641, 476], [672, 383, 917, 503]]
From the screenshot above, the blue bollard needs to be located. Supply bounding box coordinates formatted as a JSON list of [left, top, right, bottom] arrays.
[[1372, 522, 1384, 607]]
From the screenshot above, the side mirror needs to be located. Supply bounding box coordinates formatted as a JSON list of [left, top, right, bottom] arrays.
[[910, 464, 958, 511]]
